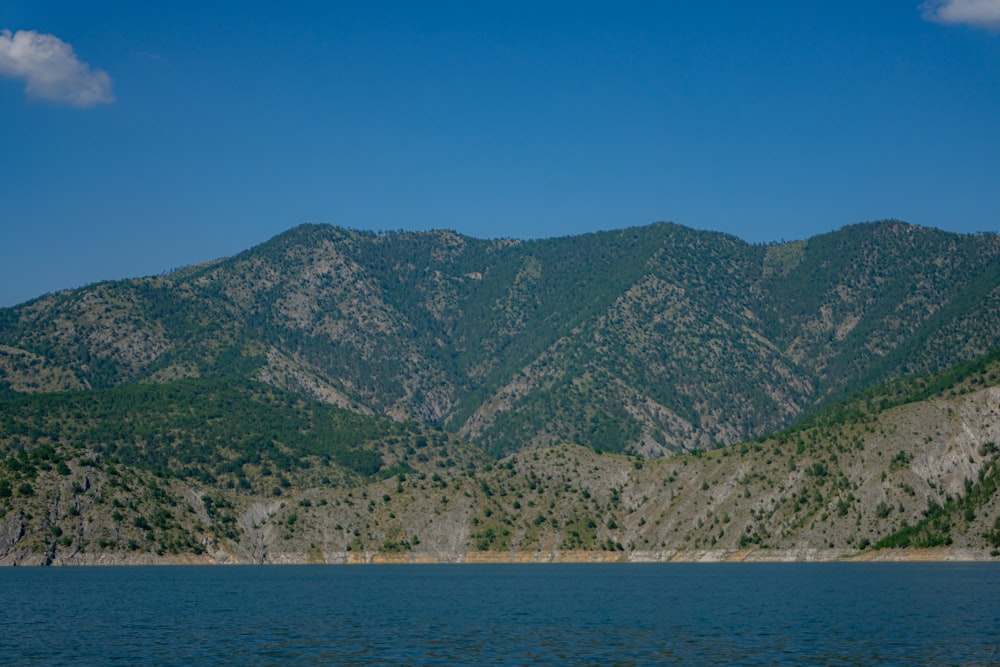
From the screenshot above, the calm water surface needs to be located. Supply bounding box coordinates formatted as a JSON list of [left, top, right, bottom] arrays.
[[1, 563, 997, 666]]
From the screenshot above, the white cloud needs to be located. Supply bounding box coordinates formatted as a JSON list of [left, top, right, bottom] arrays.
[[0, 29, 114, 107], [921, 0, 1000, 30]]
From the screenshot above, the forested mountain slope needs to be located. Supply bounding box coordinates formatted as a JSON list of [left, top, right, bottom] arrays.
[[1, 220, 998, 456]]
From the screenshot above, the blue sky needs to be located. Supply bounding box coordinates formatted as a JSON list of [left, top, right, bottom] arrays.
[[1, 1, 999, 307]]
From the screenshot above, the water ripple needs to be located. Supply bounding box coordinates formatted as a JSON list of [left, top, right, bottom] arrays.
[[1, 563, 998, 666]]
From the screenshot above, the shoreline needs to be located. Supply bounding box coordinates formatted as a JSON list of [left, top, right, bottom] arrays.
[[3, 546, 996, 566]]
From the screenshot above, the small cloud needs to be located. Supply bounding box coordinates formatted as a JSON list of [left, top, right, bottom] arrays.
[[0, 29, 114, 107], [921, 0, 1000, 30], [136, 51, 167, 64]]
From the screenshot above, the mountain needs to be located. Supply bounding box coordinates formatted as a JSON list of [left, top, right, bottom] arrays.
[[2, 351, 999, 564], [1, 220, 998, 457]]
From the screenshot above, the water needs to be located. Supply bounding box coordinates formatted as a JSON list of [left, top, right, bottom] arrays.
[[1, 563, 997, 666]]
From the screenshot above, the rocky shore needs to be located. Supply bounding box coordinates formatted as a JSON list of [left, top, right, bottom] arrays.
[[4, 546, 995, 566]]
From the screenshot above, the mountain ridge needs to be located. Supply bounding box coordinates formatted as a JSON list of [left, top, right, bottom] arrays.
[[1, 219, 998, 457]]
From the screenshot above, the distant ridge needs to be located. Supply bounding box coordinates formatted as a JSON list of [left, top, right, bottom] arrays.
[[1, 219, 996, 456]]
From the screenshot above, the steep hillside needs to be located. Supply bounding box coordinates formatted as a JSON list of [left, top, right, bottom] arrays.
[[759, 222, 1000, 403], [1, 220, 998, 456], [2, 353, 998, 564]]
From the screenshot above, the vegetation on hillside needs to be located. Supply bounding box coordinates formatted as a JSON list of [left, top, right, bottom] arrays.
[[1, 352, 998, 564], [1, 220, 997, 457], [0, 219, 998, 564]]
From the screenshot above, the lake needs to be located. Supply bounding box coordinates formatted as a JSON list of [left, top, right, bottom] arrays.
[[1, 563, 997, 665]]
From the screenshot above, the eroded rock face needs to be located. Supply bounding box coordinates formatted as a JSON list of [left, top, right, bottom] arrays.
[[0, 512, 25, 558]]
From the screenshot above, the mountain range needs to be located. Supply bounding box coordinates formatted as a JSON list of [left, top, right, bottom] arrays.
[[2, 220, 998, 456], [1, 219, 999, 563]]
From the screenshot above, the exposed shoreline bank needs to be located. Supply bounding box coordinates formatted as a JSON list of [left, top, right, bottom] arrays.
[[4, 546, 996, 566]]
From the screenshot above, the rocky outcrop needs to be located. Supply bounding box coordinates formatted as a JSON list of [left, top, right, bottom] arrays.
[[0, 512, 24, 559]]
